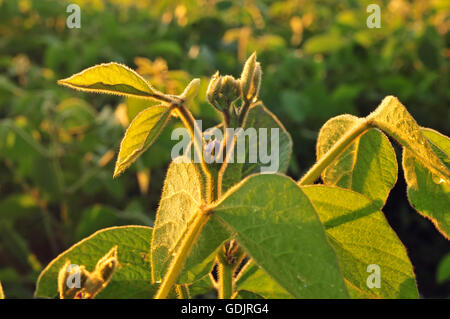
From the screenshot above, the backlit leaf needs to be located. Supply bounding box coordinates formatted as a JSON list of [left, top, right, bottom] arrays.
[[317, 114, 397, 208], [212, 174, 348, 298], [368, 96, 450, 183], [114, 105, 171, 177], [302, 185, 418, 298], [35, 226, 156, 299], [150, 158, 229, 284], [58, 62, 159, 99], [402, 128, 450, 238]]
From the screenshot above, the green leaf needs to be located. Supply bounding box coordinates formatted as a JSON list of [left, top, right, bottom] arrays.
[[368, 96, 450, 183], [58, 62, 159, 99], [185, 275, 215, 298], [402, 128, 450, 238], [235, 260, 292, 299], [302, 185, 418, 298], [212, 174, 348, 298], [242, 103, 293, 176], [35, 226, 157, 299], [222, 102, 293, 192], [317, 114, 397, 208], [437, 254, 450, 283], [114, 105, 171, 177], [151, 158, 229, 284], [126, 97, 159, 122]]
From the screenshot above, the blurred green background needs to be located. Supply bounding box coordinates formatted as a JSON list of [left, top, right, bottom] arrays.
[[0, 0, 449, 298]]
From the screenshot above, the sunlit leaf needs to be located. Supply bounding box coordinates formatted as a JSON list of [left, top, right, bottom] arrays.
[[35, 226, 156, 299], [114, 105, 171, 177], [317, 114, 397, 208], [368, 96, 450, 183], [58, 62, 159, 99], [402, 128, 450, 238], [303, 185, 418, 298], [212, 174, 348, 298], [150, 158, 229, 284]]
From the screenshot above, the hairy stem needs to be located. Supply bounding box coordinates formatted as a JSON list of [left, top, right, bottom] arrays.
[[176, 284, 191, 299], [174, 104, 213, 203], [238, 100, 253, 126], [218, 261, 233, 299], [298, 118, 372, 186], [154, 209, 211, 299], [217, 100, 255, 196], [149, 92, 180, 104]]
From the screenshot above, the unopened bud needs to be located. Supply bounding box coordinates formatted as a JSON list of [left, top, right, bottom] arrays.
[[94, 245, 119, 284], [206, 72, 240, 112], [206, 71, 221, 107], [240, 52, 261, 103], [58, 260, 89, 299], [221, 75, 241, 104], [57, 246, 119, 299]]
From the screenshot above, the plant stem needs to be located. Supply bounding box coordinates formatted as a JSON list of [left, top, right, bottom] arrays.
[[238, 100, 253, 126], [154, 209, 211, 299], [144, 91, 181, 104], [218, 261, 233, 299], [298, 118, 371, 186], [176, 284, 191, 299], [174, 104, 213, 203]]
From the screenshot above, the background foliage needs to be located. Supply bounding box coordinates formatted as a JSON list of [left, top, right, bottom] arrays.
[[0, 0, 448, 298]]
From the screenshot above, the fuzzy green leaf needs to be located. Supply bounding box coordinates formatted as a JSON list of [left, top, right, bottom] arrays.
[[222, 103, 293, 192], [317, 114, 397, 208], [235, 260, 292, 299], [58, 62, 158, 99], [114, 105, 171, 177], [35, 226, 156, 299], [212, 174, 348, 298], [402, 128, 450, 238], [303, 185, 418, 298], [150, 158, 229, 284], [368, 96, 450, 183], [242, 103, 293, 176]]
